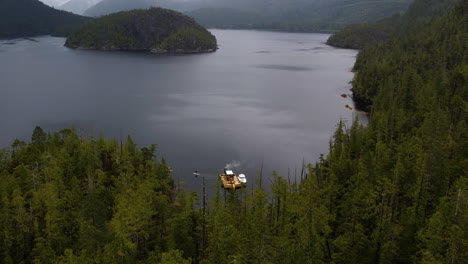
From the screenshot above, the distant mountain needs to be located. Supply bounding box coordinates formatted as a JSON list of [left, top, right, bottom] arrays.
[[294, 0, 412, 24], [188, 0, 413, 32], [187, 8, 271, 29], [254, 0, 414, 32], [58, 0, 101, 15], [327, 0, 459, 48], [83, 0, 414, 32], [66, 7, 217, 53], [84, 0, 149, 16], [84, 0, 201, 17], [0, 0, 90, 38]]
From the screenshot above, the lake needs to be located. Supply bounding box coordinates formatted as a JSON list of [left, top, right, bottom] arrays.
[[0, 29, 364, 192]]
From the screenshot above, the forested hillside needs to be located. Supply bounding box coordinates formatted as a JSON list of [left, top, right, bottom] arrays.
[[186, 8, 271, 29], [84, 0, 198, 17], [0, 0, 466, 263], [0, 127, 185, 263], [265, 0, 412, 32], [0, 0, 89, 38], [65, 8, 217, 53], [186, 0, 413, 32], [83, 0, 412, 32], [327, 0, 458, 49]]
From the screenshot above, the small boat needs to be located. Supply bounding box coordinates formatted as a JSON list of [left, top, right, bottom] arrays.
[[219, 169, 245, 189], [238, 174, 247, 185]]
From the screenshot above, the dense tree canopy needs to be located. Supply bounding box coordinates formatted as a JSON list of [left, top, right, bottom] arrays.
[[187, 0, 413, 33], [84, 0, 414, 33], [65, 8, 217, 53], [0, 0, 466, 263], [327, 0, 459, 49], [0, 0, 89, 38]]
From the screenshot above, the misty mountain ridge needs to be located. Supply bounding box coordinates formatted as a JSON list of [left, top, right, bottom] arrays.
[[83, 0, 414, 32], [38, 0, 69, 7], [58, 0, 101, 15], [84, 0, 201, 16]]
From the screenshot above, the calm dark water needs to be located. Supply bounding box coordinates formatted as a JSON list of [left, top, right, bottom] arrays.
[[0, 30, 365, 192]]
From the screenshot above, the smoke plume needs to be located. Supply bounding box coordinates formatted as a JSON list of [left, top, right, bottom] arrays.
[[225, 160, 241, 170]]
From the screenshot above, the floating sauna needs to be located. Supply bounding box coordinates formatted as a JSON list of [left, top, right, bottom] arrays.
[[219, 169, 246, 189]]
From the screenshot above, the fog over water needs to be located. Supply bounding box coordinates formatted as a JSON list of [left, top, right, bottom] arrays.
[[0, 30, 365, 193]]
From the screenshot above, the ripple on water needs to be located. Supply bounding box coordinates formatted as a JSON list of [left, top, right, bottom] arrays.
[[295, 47, 327, 52], [253, 64, 315, 72]]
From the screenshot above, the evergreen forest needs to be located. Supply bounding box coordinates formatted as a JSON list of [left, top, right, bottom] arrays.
[[326, 0, 459, 49], [84, 0, 414, 33], [65, 8, 217, 52], [0, 0, 89, 38], [0, 0, 466, 263]]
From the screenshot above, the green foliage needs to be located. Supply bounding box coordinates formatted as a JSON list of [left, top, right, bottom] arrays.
[[85, 0, 413, 32], [327, 0, 459, 49], [274, 0, 412, 32], [322, 1, 466, 262], [65, 7, 217, 52], [161, 27, 217, 52], [31, 126, 47, 145], [188, 0, 413, 33], [0, 0, 89, 38], [0, 1, 466, 263], [161, 250, 192, 264], [0, 127, 180, 263], [199, 1, 466, 263], [417, 178, 468, 263], [326, 16, 399, 49], [351, 0, 467, 107]]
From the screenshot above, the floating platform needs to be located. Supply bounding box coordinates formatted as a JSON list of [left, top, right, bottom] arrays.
[[219, 169, 244, 189]]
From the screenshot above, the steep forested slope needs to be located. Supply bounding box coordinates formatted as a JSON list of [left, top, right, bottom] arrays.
[[202, 2, 467, 262], [325, 1, 467, 262], [327, 0, 459, 48], [272, 0, 412, 30], [186, 8, 271, 29], [0, 127, 188, 263], [66, 8, 217, 53], [187, 0, 413, 31], [0, 1, 466, 263], [83, 0, 412, 32], [0, 0, 89, 38]]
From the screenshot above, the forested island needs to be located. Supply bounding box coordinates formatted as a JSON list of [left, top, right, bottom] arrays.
[[0, 0, 89, 38], [0, 0, 466, 263], [65, 8, 217, 53]]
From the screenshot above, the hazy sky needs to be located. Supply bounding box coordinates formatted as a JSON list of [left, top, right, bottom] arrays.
[[38, 0, 195, 8], [39, 0, 72, 7]]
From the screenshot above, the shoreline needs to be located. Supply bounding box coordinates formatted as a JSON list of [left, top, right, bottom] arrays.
[[65, 45, 217, 54]]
